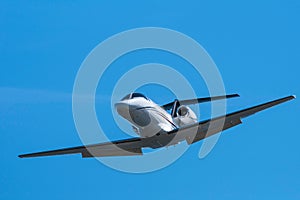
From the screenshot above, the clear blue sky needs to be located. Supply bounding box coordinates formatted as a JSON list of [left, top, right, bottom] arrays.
[[1, 1, 299, 199]]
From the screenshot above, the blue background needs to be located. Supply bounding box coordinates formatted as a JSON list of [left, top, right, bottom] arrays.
[[1, 1, 299, 199]]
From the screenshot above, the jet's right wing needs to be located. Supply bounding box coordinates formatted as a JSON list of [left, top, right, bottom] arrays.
[[172, 95, 296, 145]]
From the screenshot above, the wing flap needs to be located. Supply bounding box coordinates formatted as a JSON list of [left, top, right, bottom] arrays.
[[81, 147, 142, 157], [185, 118, 242, 144]]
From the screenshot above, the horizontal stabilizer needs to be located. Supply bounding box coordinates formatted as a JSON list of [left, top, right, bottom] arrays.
[[162, 94, 240, 110]]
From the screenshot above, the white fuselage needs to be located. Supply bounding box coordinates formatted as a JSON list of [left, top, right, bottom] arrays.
[[115, 94, 197, 137]]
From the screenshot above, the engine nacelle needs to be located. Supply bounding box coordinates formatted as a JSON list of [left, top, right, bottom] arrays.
[[174, 105, 197, 127]]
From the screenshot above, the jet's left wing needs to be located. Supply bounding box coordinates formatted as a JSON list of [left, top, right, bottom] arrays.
[[19, 137, 145, 158]]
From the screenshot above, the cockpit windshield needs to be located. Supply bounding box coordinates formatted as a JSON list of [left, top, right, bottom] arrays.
[[121, 94, 131, 101], [121, 93, 148, 100]]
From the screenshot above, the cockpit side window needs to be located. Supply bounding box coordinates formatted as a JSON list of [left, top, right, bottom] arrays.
[[132, 93, 148, 100]]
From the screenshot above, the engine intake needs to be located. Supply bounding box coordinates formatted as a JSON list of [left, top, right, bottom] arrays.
[[174, 106, 197, 127], [177, 106, 189, 117]]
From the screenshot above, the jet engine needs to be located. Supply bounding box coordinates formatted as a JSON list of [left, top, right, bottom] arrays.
[[174, 105, 197, 127]]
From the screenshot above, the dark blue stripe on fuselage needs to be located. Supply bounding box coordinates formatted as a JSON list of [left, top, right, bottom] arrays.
[[136, 106, 177, 129]]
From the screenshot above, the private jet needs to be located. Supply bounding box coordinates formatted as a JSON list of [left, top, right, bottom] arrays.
[[19, 93, 295, 158]]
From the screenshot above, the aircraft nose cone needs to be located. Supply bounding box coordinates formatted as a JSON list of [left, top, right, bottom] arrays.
[[115, 102, 151, 127], [115, 102, 130, 118]]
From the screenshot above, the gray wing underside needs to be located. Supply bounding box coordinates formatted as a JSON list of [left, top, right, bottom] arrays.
[[18, 138, 145, 158], [19, 95, 295, 158]]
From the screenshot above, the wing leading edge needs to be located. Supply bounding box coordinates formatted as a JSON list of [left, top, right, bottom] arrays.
[[19, 95, 295, 158]]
